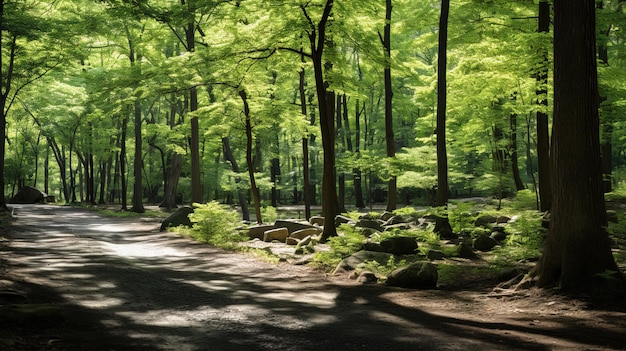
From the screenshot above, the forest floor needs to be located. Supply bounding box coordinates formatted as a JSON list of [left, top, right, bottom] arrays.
[[1, 204, 626, 351]]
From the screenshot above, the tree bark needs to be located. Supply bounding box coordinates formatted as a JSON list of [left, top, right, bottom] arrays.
[[537, 0, 552, 211], [222, 136, 250, 221], [299, 55, 312, 220], [382, 0, 397, 212], [510, 113, 525, 191], [304, 0, 338, 241], [530, 0, 623, 292], [435, 0, 450, 208], [131, 100, 145, 213], [240, 90, 263, 224]]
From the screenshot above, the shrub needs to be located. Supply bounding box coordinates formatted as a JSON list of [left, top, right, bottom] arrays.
[[186, 202, 247, 249]]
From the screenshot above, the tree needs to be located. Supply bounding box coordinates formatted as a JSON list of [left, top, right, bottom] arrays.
[[433, 0, 454, 237], [381, 0, 397, 212], [536, 0, 552, 211], [528, 0, 623, 292]]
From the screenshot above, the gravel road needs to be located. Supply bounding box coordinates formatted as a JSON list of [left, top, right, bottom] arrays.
[[3, 204, 626, 351]]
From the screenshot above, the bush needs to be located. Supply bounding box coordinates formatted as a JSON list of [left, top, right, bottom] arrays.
[[186, 202, 247, 249]]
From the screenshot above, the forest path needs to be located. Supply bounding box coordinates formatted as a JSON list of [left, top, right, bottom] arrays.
[[2, 204, 625, 351]]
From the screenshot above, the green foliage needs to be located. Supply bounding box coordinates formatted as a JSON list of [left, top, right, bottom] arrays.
[[359, 256, 408, 278], [261, 206, 277, 223], [490, 212, 544, 263], [186, 202, 247, 249], [448, 202, 477, 233], [510, 189, 539, 210], [312, 224, 367, 270]]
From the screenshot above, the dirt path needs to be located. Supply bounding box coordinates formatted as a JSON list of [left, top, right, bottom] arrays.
[[1, 204, 625, 351]]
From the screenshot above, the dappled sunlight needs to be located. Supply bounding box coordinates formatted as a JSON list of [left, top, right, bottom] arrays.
[[5, 205, 626, 351]]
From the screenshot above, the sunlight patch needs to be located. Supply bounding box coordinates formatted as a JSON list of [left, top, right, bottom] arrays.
[[103, 242, 188, 258]]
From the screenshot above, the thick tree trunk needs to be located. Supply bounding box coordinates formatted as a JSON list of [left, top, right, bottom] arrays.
[[186, 9, 202, 203], [537, 0, 552, 211], [531, 0, 623, 292], [597, 1, 613, 193], [306, 0, 337, 241], [162, 153, 182, 210], [336, 95, 346, 213]]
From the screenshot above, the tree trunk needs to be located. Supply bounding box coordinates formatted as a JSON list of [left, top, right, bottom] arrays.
[[434, 0, 453, 237], [336, 94, 346, 213], [530, 0, 623, 292], [597, 0, 612, 193], [185, 5, 202, 203], [510, 110, 525, 191], [131, 100, 145, 213], [240, 90, 262, 224], [222, 136, 250, 221], [120, 116, 128, 210], [354, 100, 365, 209], [382, 0, 397, 212], [299, 57, 312, 220], [537, 0, 552, 211], [306, 0, 337, 241]]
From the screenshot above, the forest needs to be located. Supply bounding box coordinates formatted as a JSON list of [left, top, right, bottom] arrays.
[[1, 0, 626, 292]]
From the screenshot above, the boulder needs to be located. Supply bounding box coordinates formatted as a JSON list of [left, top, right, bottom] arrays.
[[309, 216, 325, 226], [456, 242, 477, 259], [332, 250, 395, 274], [380, 211, 395, 221], [286, 237, 300, 246], [473, 235, 499, 252], [427, 250, 446, 261], [496, 215, 511, 224], [10, 186, 45, 204], [384, 215, 407, 226], [247, 224, 277, 240], [356, 218, 384, 232], [290, 228, 321, 240], [335, 215, 354, 227], [274, 220, 317, 234], [474, 214, 497, 227], [490, 230, 507, 242], [362, 242, 384, 252], [386, 262, 438, 289], [160, 206, 194, 231], [263, 228, 289, 242], [383, 223, 412, 232], [380, 236, 418, 255], [357, 271, 378, 284]]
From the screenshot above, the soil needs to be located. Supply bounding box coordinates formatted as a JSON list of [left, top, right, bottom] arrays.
[[1, 204, 625, 351]]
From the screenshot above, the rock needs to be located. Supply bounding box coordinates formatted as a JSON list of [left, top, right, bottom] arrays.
[[286, 237, 300, 246], [380, 211, 395, 221], [383, 223, 412, 232], [434, 216, 458, 240], [473, 235, 499, 252], [309, 216, 325, 226], [386, 262, 438, 289], [356, 218, 383, 232], [293, 255, 314, 265], [384, 215, 407, 226], [474, 214, 497, 227], [380, 236, 418, 255], [456, 242, 477, 259], [160, 206, 194, 231], [357, 271, 378, 284], [490, 231, 507, 242], [332, 250, 395, 274], [359, 227, 379, 237], [362, 242, 384, 252], [290, 228, 321, 240], [335, 215, 353, 227], [427, 250, 446, 261], [263, 228, 289, 242], [274, 219, 317, 234], [247, 224, 277, 240], [10, 186, 46, 204], [496, 216, 511, 224]]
